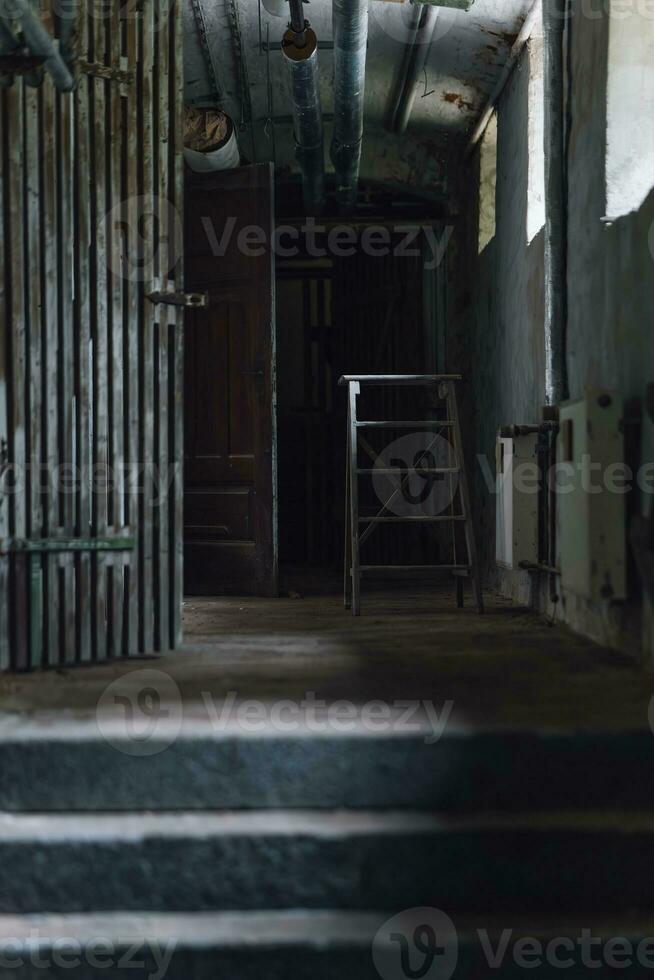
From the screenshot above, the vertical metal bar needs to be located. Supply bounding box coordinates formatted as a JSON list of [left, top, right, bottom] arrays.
[[170, 0, 184, 649], [25, 83, 43, 668], [348, 380, 360, 615], [156, 0, 170, 650], [91, 7, 108, 659], [139, 0, 155, 651], [74, 5, 92, 662], [60, 78, 76, 663], [448, 381, 483, 614], [42, 70, 60, 665], [8, 81, 29, 669], [108, 0, 124, 656], [125, 8, 139, 655], [0, 91, 9, 669], [343, 396, 351, 609]]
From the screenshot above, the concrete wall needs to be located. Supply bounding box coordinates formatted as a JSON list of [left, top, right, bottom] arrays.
[[452, 7, 654, 660]]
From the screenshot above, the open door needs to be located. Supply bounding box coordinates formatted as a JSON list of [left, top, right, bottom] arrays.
[[184, 164, 278, 596]]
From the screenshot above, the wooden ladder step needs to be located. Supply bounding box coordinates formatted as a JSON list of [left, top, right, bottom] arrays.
[[359, 516, 466, 524], [356, 420, 454, 429]]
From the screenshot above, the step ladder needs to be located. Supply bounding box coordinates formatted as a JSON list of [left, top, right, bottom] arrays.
[[340, 375, 483, 616]]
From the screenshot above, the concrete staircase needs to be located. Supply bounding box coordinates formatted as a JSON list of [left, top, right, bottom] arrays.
[[2, 718, 654, 977]]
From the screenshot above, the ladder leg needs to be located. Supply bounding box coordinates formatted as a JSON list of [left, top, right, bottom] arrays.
[[344, 401, 352, 609], [456, 575, 464, 609], [348, 382, 361, 616], [448, 382, 484, 614]]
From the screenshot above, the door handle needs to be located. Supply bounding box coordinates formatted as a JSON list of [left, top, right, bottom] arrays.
[[241, 370, 264, 378]]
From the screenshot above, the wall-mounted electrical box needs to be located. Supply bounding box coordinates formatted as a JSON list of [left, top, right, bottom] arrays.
[[557, 390, 627, 602], [496, 433, 539, 570]]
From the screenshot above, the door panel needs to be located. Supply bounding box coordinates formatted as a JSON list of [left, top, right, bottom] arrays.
[[184, 165, 277, 596]]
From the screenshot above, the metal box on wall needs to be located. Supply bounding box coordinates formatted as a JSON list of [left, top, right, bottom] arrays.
[[496, 433, 539, 570], [556, 390, 627, 602]]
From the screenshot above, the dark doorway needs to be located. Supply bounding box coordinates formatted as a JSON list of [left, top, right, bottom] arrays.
[[276, 226, 446, 580]]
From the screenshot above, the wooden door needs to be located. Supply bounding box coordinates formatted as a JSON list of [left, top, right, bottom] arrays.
[[184, 165, 278, 596]]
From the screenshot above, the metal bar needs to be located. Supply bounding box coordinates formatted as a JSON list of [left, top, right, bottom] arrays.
[[446, 381, 483, 613], [139, 0, 155, 653], [348, 381, 360, 615], [360, 516, 466, 523], [1, 538, 135, 553], [61, 62, 77, 664], [25, 80, 42, 668], [108, 0, 124, 658], [8, 80, 28, 670], [338, 374, 462, 385], [156, 3, 171, 651], [361, 564, 471, 572], [356, 420, 454, 428], [357, 467, 459, 474], [125, 8, 139, 656], [171, 0, 185, 649], [91, 6, 108, 661], [74, 7, 92, 662]]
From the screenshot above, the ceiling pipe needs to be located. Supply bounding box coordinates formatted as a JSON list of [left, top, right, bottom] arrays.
[[542, 0, 568, 405], [282, 1, 325, 215], [330, 0, 370, 208], [386, 3, 438, 135], [3, 0, 74, 90]]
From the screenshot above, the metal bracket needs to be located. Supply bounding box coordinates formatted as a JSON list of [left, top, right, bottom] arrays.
[[146, 290, 209, 309], [78, 60, 134, 85]]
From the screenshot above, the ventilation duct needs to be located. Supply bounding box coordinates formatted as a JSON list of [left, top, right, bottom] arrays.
[[282, 13, 325, 215], [330, 0, 369, 208]]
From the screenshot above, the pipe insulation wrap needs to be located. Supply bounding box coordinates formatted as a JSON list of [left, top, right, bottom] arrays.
[[543, 0, 568, 405], [283, 27, 325, 214], [331, 0, 369, 208]]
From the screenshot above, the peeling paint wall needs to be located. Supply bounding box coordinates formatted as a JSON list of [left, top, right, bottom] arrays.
[[453, 9, 654, 660]]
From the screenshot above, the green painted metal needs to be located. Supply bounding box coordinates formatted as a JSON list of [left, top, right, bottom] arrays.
[[0, 538, 135, 554]]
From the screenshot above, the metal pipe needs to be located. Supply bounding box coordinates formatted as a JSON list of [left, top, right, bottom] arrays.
[[282, 25, 325, 214], [288, 0, 307, 43], [386, 4, 438, 135], [330, 0, 369, 208], [466, 0, 541, 156], [543, 0, 568, 405], [1, 0, 74, 90]]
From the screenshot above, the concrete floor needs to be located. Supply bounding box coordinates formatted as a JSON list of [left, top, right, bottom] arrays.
[[0, 579, 650, 732]]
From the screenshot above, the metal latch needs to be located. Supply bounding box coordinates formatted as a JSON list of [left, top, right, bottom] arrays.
[[146, 290, 209, 309]]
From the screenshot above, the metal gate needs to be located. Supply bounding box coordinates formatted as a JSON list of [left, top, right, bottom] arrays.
[[0, 0, 184, 668]]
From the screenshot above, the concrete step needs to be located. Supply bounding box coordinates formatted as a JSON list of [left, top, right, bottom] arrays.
[[2, 911, 654, 978], [3, 810, 654, 915], [1, 716, 654, 812]]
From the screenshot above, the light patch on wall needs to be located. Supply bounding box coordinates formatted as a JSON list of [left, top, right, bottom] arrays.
[[527, 36, 545, 244], [605, 4, 654, 219], [478, 111, 497, 254]]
